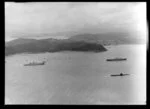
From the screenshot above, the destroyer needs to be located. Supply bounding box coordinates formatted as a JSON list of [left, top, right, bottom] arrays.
[[24, 61, 45, 66]]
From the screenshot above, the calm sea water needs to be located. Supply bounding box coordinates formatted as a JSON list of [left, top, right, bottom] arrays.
[[5, 44, 146, 104]]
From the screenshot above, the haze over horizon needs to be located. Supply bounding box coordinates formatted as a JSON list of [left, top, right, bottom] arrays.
[[5, 2, 147, 42]]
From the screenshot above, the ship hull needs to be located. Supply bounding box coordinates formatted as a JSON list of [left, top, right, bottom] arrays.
[[24, 62, 45, 66], [107, 58, 127, 61], [111, 74, 129, 76]]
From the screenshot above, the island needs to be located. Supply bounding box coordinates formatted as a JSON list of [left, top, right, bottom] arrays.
[[5, 38, 107, 56]]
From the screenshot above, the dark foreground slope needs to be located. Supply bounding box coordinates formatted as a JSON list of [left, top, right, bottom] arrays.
[[5, 38, 107, 56]]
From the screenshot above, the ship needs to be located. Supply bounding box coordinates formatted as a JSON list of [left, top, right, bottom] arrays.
[[24, 61, 45, 66], [111, 73, 129, 77], [106, 58, 127, 61]]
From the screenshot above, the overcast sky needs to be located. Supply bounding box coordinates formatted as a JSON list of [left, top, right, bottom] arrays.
[[5, 2, 147, 41]]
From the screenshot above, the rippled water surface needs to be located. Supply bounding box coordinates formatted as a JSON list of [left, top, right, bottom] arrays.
[[5, 44, 146, 104]]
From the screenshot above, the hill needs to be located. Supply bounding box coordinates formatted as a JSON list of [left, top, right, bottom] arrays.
[[5, 38, 107, 56], [68, 33, 145, 45]]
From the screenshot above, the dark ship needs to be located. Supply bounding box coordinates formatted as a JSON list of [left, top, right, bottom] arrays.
[[111, 73, 129, 77], [24, 61, 45, 66], [106, 58, 127, 61]]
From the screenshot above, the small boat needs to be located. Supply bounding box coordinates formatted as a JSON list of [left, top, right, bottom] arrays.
[[24, 61, 45, 66], [106, 58, 127, 61], [111, 73, 129, 77]]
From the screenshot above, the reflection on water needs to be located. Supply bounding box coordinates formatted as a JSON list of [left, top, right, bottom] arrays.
[[5, 44, 146, 104]]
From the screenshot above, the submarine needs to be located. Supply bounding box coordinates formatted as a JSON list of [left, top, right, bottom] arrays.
[[106, 58, 127, 61], [111, 73, 129, 77]]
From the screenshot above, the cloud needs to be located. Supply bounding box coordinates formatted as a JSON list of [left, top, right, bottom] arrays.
[[5, 2, 146, 41]]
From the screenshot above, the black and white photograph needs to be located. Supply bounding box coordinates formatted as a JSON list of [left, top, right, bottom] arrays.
[[5, 2, 147, 104]]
